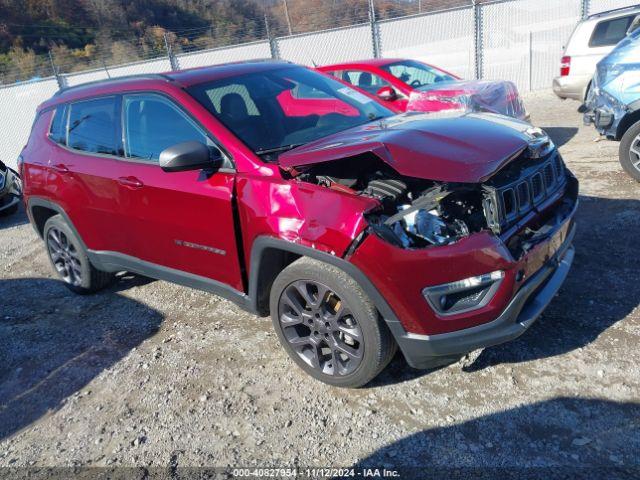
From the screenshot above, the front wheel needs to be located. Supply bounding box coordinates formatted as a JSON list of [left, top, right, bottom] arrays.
[[269, 257, 396, 388], [619, 120, 640, 182]]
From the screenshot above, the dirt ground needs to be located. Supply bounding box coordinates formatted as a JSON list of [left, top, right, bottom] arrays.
[[0, 91, 638, 478]]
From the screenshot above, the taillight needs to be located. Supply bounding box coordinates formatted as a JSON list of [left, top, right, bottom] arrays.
[[560, 56, 571, 77]]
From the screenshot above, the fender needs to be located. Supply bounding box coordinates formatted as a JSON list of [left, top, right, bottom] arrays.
[[247, 236, 408, 338]]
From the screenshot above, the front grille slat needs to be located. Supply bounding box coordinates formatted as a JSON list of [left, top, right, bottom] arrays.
[[482, 152, 567, 235]]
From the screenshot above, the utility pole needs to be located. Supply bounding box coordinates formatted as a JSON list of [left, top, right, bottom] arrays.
[[418, 0, 422, 13], [283, 0, 293, 36]]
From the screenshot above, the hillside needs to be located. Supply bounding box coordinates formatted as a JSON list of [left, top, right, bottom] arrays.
[[0, 0, 471, 82]]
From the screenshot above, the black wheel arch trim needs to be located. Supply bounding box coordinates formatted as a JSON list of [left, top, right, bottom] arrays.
[[247, 236, 410, 339], [27, 197, 91, 250]]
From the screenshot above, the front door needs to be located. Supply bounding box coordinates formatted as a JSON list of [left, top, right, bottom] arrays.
[[119, 93, 244, 292]]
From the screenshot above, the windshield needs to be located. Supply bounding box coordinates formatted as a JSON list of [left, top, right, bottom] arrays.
[[187, 65, 393, 158], [380, 60, 456, 89]]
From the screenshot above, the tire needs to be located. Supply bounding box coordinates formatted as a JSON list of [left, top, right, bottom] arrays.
[[619, 120, 640, 182], [269, 257, 396, 388], [43, 214, 114, 294]]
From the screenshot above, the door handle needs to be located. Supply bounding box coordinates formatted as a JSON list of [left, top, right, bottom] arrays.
[[117, 176, 144, 189], [52, 163, 70, 174]]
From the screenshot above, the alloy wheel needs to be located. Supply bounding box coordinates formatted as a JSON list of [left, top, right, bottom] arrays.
[[278, 280, 364, 376], [629, 134, 640, 173], [47, 227, 83, 287]]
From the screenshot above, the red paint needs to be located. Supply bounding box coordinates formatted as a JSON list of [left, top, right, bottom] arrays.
[[23, 61, 575, 339]]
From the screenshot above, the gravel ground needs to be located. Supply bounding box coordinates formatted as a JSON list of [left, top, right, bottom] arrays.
[[0, 91, 639, 478]]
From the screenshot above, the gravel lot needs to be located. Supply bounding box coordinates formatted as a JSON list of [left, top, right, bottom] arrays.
[[0, 91, 639, 477]]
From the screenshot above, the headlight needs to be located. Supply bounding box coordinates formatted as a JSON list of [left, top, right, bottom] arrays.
[[423, 270, 505, 316], [0, 171, 5, 191], [398, 207, 451, 246]]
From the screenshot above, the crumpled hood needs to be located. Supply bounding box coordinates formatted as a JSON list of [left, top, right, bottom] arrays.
[[279, 111, 537, 183]]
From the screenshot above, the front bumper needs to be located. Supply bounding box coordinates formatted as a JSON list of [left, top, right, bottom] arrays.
[[390, 225, 575, 368], [583, 106, 621, 139], [349, 172, 578, 369]]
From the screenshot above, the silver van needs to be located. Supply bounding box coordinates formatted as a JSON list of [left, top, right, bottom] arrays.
[[553, 5, 640, 101]]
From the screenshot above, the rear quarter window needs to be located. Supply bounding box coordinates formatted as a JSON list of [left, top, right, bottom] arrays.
[[589, 15, 635, 47], [48, 105, 68, 145]]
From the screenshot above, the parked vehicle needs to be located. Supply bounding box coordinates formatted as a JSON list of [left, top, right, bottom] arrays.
[[553, 5, 640, 101], [583, 28, 640, 181], [20, 61, 577, 387], [318, 58, 528, 121], [0, 159, 21, 216]]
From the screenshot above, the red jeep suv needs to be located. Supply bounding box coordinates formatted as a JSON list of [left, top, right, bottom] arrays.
[[20, 61, 578, 387]]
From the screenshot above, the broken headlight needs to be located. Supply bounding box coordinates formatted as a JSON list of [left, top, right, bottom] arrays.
[[391, 206, 468, 248]]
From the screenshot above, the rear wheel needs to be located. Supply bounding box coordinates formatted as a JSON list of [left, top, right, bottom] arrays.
[[43, 214, 114, 294], [619, 120, 640, 182], [269, 257, 396, 388]]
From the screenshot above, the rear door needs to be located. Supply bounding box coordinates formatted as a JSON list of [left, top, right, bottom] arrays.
[[46, 96, 133, 254], [119, 92, 244, 291]]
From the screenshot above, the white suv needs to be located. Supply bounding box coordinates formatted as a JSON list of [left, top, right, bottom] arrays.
[[553, 5, 640, 101]]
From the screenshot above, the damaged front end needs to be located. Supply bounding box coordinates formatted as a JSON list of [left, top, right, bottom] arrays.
[[279, 120, 577, 340], [286, 127, 575, 260]]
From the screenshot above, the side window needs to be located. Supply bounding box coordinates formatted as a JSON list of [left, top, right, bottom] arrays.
[[123, 94, 209, 161], [67, 97, 119, 155], [589, 15, 635, 47], [49, 105, 68, 145], [342, 70, 390, 94]]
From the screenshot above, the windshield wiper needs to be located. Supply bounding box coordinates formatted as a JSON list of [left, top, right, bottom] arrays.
[[255, 143, 304, 155]]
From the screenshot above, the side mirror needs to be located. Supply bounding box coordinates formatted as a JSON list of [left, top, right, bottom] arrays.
[[159, 141, 222, 173], [376, 86, 397, 101]]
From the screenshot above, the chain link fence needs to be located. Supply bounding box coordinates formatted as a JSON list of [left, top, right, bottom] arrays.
[[1, 0, 640, 169]]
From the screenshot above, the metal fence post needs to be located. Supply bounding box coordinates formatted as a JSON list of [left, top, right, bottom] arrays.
[[264, 14, 280, 59], [473, 0, 483, 80], [581, 0, 590, 19], [369, 0, 381, 58], [48, 50, 65, 89], [163, 33, 179, 71], [528, 30, 533, 91]]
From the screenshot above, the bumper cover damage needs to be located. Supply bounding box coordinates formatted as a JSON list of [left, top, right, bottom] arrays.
[[389, 224, 575, 369]]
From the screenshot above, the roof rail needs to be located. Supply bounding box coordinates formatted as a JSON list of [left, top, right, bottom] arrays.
[[53, 73, 176, 96], [588, 3, 640, 19]]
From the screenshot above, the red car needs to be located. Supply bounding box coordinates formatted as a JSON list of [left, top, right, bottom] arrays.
[[20, 61, 576, 387], [318, 58, 529, 120]]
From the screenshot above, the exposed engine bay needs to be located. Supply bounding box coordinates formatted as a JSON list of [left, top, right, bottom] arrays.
[[290, 150, 575, 254], [293, 155, 487, 249]]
